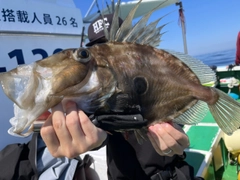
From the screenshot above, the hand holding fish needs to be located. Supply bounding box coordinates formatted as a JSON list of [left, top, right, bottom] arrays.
[[40, 101, 107, 158], [39, 101, 188, 158], [148, 123, 189, 157]]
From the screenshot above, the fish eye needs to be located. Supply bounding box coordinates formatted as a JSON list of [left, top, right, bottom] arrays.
[[75, 48, 91, 63], [78, 49, 89, 58]]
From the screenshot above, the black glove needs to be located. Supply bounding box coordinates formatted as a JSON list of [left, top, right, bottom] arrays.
[[89, 114, 148, 131]]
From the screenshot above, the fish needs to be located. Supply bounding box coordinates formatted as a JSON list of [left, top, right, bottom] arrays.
[[1, 0, 240, 138]]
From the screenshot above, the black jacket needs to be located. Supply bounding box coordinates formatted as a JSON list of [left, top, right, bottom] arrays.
[[0, 133, 38, 180], [107, 131, 195, 180]]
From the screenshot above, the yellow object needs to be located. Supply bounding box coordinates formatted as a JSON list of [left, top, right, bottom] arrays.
[[224, 129, 240, 156], [225, 130, 240, 180], [238, 154, 240, 164]]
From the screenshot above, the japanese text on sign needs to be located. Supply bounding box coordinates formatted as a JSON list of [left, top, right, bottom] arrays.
[[1, 8, 78, 27], [0, 0, 83, 35]]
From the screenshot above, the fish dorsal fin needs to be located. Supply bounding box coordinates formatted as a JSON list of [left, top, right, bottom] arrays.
[[163, 50, 217, 84], [109, 0, 121, 41], [109, 0, 168, 47], [102, 15, 110, 40], [173, 100, 209, 125], [134, 20, 166, 46], [101, 0, 121, 41], [131, 18, 162, 44], [140, 24, 167, 46], [122, 7, 153, 42], [115, 0, 142, 41], [122, 2, 168, 45]]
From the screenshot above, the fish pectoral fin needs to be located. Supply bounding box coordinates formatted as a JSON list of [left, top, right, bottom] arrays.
[[173, 100, 209, 125], [208, 89, 240, 135], [134, 128, 148, 145]]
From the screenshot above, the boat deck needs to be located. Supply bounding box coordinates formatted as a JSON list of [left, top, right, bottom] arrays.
[[184, 100, 240, 180], [215, 164, 237, 180]]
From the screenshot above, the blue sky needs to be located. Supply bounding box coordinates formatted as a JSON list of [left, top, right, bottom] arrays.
[[73, 0, 240, 56]]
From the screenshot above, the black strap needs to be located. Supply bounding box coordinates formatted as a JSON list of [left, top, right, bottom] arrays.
[[151, 166, 192, 180], [150, 152, 192, 180], [151, 168, 177, 180], [89, 114, 148, 131]]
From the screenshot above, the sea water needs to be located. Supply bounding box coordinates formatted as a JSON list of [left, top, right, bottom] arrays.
[[194, 48, 235, 67]]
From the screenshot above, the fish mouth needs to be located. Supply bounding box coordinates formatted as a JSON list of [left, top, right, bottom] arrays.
[[0, 48, 95, 136]]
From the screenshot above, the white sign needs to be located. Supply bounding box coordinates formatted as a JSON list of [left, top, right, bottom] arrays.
[[0, 0, 83, 35]]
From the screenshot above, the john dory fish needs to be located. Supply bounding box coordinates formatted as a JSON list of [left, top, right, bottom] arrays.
[[0, 0, 240, 138]]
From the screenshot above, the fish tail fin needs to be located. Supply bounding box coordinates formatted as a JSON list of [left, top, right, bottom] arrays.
[[208, 88, 240, 135]]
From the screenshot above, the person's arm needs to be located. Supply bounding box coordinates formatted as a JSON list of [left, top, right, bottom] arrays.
[[147, 123, 189, 157], [40, 101, 107, 158]]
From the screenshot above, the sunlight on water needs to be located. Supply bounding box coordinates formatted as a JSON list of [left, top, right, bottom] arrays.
[[194, 49, 235, 67]]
